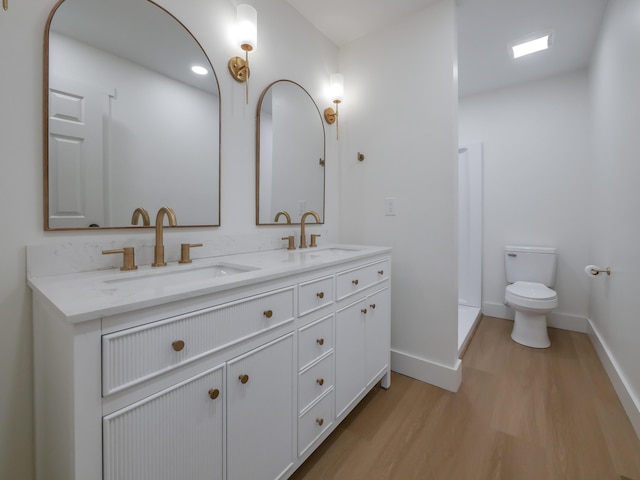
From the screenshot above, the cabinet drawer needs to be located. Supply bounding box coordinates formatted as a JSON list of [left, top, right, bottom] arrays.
[[298, 390, 334, 457], [298, 353, 333, 412], [299, 276, 334, 317], [336, 259, 390, 300], [298, 314, 333, 370], [102, 287, 294, 395]]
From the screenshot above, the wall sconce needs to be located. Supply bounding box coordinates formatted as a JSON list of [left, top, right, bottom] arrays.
[[228, 4, 257, 104], [324, 73, 344, 140], [3, 0, 8, 10]]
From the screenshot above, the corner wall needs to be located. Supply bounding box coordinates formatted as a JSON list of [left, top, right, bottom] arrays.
[[338, 0, 461, 391]]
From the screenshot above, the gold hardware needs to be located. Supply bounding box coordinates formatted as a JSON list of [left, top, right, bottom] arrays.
[[324, 101, 341, 140], [282, 236, 296, 250], [172, 340, 185, 352], [208, 388, 220, 400], [378, 270, 384, 275], [370, 304, 376, 309], [263, 309, 273, 318], [239, 374, 249, 384], [357, 152, 365, 162], [131, 207, 150, 226], [274, 211, 291, 224], [589, 267, 611, 276], [361, 308, 368, 314], [299, 210, 321, 248], [316, 338, 324, 346], [316, 292, 324, 299], [352, 279, 359, 286], [310, 234, 321, 248], [102, 247, 137, 271], [316, 378, 324, 386], [316, 418, 324, 426], [319, 158, 325, 167], [179, 243, 203, 264], [2, 0, 7, 10], [152, 206, 177, 267]]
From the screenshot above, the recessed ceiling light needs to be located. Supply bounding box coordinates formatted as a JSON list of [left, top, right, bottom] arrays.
[[191, 65, 208, 75], [511, 34, 552, 59]]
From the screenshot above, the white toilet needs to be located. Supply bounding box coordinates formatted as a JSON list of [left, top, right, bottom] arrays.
[[504, 246, 558, 348]]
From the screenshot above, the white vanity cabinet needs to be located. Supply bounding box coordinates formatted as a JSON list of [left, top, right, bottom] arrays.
[[30, 246, 391, 480]]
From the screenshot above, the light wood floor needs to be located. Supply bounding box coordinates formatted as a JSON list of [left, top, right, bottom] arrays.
[[291, 316, 640, 480]]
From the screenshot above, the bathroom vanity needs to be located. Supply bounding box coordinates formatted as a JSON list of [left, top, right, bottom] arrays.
[[28, 244, 391, 480]]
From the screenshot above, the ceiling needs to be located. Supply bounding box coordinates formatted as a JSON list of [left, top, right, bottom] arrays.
[[286, 0, 609, 97]]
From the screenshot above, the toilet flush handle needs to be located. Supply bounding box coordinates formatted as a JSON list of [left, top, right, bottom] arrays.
[[508, 253, 517, 257]]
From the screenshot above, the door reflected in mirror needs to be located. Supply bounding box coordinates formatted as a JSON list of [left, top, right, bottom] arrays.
[[44, 0, 220, 230], [256, 80, 325, 225]]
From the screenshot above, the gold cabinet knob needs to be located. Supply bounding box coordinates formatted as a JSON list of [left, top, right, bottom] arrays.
[[352, 279, 359, 286], [172, 340, 185, 352], [378, 270, 384, 275], [316, 378, 324, 386], [361, 308, 368, 314], [316, 418, 324, 426], [316, 338, 325, 346], [316, 292, 324, 299], [370, 304, 376, 309], [238, 374, 249, 384], [263, 309, 273, 318], [208, 388, 220, 400]]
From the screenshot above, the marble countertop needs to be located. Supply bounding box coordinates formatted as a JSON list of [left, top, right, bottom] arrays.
[[27, 244, 391, 324]]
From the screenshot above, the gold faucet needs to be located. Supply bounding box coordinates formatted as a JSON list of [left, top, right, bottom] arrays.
[[299, 211, 320, 248], [152, 206, 177, 267], [131, 207, 150, 226], [274, 210, 291, 224]]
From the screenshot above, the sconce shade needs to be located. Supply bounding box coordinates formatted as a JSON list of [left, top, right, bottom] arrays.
[[237, 4, 257, 51], [329, 73, 344, 103]]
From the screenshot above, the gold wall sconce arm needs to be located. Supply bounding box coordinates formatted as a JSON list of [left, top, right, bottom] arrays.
[[229, 4, 257, 104], [324, 73, 344, 140], [3, 0, 8, 11]]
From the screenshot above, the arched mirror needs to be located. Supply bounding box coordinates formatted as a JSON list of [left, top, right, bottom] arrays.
[[256, 80, 325, 225], [44, 0, 220, 230]]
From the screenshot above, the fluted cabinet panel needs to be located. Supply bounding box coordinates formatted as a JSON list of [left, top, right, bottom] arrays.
[[102, 287, 294, 394], [103, 364, 224, 480]]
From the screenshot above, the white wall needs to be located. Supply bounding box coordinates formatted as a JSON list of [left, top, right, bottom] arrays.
[[339, 0, 461, 391], [0, 0, 339, 477], [589, 0, 640, 436], [459, 70, 592, 332]]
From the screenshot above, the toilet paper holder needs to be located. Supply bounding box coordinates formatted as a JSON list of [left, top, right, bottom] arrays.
[[587, 266, 611, 276]]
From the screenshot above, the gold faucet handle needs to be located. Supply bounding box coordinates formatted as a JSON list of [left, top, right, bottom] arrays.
[[102, 247, 137, 271], [310, 234, 321, 248], [179, 243, 203, 264], [282, 236, 296, 250]]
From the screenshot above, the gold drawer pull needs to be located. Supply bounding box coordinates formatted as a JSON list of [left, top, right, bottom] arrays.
[[316, 418, 324, 426], [316, 378, 324, 386], [361, 308, 368, 314], [316, 292, 324, 299], [316, 338, 325, 346], [378, 270, 384, 275], [352, 279, 359, 285], [263, 309, 273, 318], [172, 340, 185, 352], [238, 374, 249, 384], [370, 304, 376, 309], [208, 388, 220, 400]]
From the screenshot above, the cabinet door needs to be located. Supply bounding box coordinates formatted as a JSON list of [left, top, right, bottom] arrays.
[[365, 287, 391, 386], [103, 365, 224, 480], [227, 333, 294, 480], [335, 299, 366, 419]]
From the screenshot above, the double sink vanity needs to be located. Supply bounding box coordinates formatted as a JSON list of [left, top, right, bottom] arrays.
[[29, 242, 391, 479]]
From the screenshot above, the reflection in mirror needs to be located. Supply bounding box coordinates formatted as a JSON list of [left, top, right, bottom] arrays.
[[257, 80, 325, 225], [45, 0, 220, 230]]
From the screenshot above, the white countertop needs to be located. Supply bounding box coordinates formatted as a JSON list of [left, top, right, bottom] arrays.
[[28, 244, 391, 324]]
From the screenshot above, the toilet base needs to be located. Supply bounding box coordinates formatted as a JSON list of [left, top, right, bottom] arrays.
[[511, 310, 550, 348]]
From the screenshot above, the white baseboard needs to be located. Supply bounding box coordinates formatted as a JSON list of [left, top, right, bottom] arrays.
[[481, 301, 588, 333], [391, 349, 462, 393], [587, 318, 640, 440]]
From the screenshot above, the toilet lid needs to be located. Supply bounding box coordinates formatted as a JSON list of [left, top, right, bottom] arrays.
[[507, 281, 557, 300]]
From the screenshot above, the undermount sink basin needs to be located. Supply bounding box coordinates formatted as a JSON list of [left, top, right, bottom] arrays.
[[104, 263, 258, 288]]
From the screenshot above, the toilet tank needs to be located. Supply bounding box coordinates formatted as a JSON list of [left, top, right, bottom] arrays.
[[504, 246, 557, 287]]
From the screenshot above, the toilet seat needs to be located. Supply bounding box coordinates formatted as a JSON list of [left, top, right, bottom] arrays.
[[505, 281, 558, 310]]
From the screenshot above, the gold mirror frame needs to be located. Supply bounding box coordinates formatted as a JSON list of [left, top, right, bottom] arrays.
[[256, 80, 326, 226], [43, 0, 221, 230]]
